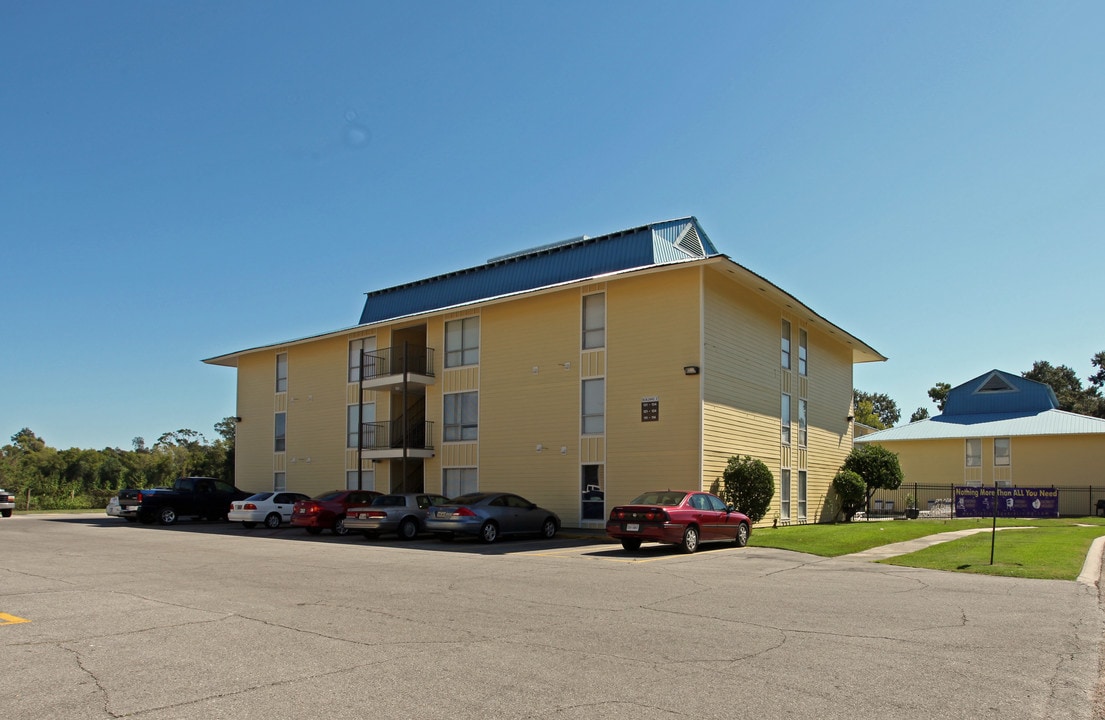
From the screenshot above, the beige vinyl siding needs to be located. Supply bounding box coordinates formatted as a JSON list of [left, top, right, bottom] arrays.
[[603, 269, 702, 508], [477, 289, 581, 520], [234, 352, 282, 493], [702, 274, 781, 490], [802, 331, 856, 521]]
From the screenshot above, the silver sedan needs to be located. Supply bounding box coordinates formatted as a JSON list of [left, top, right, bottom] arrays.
[[346, 493, 450, 540], [424, 492, 560, 543]]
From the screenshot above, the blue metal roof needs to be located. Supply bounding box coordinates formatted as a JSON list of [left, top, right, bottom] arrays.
[[943, 369, 1059, 415], [358, 217, 719, 325], [855, 369, 1100, 443]]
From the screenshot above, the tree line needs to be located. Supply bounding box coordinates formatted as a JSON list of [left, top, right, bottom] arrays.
[[855, 351, 1105, 429], [0, 420, 235, 511]]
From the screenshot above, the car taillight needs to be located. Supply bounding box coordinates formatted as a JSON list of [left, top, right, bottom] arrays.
[[643, 509, 667, 521], [243, 503, 257, 510], [612, 509, 625, 520], [453, 507, 477, 517], [367, 511, 387, 518], [136, 491, 143, 502]]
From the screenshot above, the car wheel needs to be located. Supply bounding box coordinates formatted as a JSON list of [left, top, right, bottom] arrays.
[[479, 521, 499, 543], [242, 521, 257, 529], [0, 509, 11, 518], [540, 517, 557, 539], [157, 507, 178, 525], [332, 517, 349, 536], [264, 513, 281, 529], [620, 539, 642, 551], [735, 522, 750, 547], [680, 525, 700, 553], [306, 527, 323, 535], [397, 517, 419, 541]]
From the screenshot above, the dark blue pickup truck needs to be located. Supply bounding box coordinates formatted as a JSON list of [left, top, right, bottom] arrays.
[[117, 477, 249, 525]]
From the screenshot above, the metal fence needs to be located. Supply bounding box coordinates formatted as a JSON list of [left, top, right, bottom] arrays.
[[860, 483, 1105, 519]]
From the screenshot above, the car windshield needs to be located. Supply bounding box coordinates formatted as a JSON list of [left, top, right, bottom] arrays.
[[628, 491, 687, 506], [371, 495, 406, 507], [315, 491, 344, 501], [245, 493, 273, 501]]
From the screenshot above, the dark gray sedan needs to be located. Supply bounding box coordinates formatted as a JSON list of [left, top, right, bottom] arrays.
[[424, 492, 560, 543], [345, 492, 450, 540]]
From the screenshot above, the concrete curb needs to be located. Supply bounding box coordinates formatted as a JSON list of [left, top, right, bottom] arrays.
[[1077, 534, 1105, 588]]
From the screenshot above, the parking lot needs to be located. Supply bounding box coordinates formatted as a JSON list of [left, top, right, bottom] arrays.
[[2, 513, 1103, 719]]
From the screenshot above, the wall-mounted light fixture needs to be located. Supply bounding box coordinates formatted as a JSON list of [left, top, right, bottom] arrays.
[[683, 365, 700, 375]]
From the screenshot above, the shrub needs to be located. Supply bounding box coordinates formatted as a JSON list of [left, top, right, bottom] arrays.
[[832, 469, 866, 522], [842, 444, 903, 506], [719, 455, 774, 523]]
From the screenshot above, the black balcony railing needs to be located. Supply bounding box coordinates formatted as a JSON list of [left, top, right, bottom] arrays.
[[360, 420, 434, 451], [359, 346, 435, 381]]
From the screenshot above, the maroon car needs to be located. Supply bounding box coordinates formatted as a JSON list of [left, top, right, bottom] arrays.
[[606, 490, 751, 553], [291, 490, 381, 536]]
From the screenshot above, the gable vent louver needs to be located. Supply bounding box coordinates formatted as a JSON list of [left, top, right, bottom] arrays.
[[976, 373, 1016, 394], [675, 225, 704, 258]]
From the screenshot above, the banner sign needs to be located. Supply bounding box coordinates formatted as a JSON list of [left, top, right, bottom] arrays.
[[953, 486, 1059, 518]]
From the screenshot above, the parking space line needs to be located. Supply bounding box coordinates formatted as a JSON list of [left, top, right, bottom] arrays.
[[0, 612, 30, 625]]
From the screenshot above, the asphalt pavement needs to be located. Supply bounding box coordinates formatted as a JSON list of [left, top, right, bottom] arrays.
[[1, 513, 1103, 719]]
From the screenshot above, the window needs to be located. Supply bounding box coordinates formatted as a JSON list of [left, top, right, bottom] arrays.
[[966, 438, 981, 467], [444, 392, 478, 441], [274, 412, 286, 452], [582, 293, 605, 349], [276, 353, 288, 393], [994, 438, 1011, 466], [798, 399, 808, 447], [348, 403, 376, 449], [348, 338, 377, 382], [274, 472, 286, 492], [781, 394, 791, 445], [781, 319, 791, 369], [444, 468, 478, 497], [798, 329, 808, 376], [780, 468, 791, 520], [582, 379, 605, 434], [798, 470, 807, 518], [346, 470, 373, 491], [445, 317, 479, 368]]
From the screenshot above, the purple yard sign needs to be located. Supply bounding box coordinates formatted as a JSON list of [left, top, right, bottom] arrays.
[[953, 486, 1060, 518]]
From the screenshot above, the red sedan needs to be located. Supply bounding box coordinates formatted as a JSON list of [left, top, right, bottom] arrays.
[[606, 490, 751, 553], [291, 490, 381, 536]]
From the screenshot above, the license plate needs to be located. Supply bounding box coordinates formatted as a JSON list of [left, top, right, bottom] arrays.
[[626, 523, 640, 532], [436, 511, 450, 518]]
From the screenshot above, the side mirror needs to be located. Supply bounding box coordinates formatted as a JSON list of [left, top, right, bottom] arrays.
[[727, 504, 736, 513]]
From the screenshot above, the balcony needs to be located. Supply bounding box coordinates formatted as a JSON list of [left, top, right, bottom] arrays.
[[357, 346, 436, 390], [359, 420, 435, 460]]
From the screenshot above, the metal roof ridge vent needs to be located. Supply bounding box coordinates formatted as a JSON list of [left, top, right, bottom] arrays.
[[487, 235, 591, 264], [974, 371, 1018, 394]]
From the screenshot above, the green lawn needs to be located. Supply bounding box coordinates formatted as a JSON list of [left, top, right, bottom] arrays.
[[751, 517, 1105, 580]]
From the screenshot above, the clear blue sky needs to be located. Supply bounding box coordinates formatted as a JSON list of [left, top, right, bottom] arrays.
[[2, 1, 1102, 450]]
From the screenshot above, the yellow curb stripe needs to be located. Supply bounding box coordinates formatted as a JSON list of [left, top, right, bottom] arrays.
[[0, 612, 31, 625]]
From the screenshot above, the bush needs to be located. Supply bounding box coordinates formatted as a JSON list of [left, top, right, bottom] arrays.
[[832, 469, 866, 522], [719, 455, 775, 523], [842, 444, 903, 505]]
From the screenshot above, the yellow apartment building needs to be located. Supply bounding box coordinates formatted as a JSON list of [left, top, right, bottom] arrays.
[[204, 218, 884, 527]]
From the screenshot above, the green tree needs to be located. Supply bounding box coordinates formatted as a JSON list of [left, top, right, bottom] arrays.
[[831, 469, 866, 522], [909, 407, 930, 423], [927, 382, 951, 412], [1023, 360, 1105, 418], [841, 443, 903, 507], [718, 455, 775, 523], [853, 390, 900, 428]]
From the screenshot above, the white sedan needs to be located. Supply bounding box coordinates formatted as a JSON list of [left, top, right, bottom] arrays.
[[229, 492, 310, 529]]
